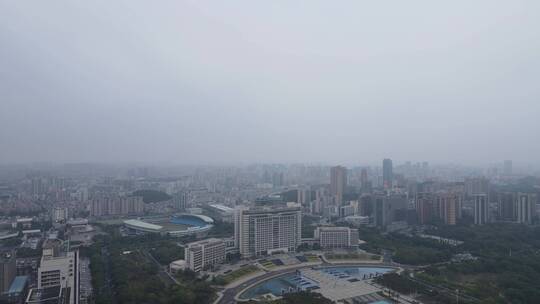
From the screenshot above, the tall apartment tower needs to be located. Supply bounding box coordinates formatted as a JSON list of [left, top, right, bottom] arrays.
[[516, 193, 536, 225], [382, 159, 393, 189], [474, 194, 489, 225], [360, 168, 371, 192], [234, 204, 302, 257], [498, 192, 516, 221], [297, 187, 311, 205], [466, 177, 489, 196], [416, 193, 434, 225], [330, 166, 347, 204], [437, 193, 460, 225], [90, 196, 144, 217], [0, 250, 16, 295], [173, 192, 188, 211]]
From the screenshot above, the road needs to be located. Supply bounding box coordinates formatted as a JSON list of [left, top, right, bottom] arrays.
[[142, 249, 179, 286]]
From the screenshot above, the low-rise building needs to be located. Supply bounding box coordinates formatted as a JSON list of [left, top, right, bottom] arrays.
[[169, 260, 186, 274], [314, 226, 359, 249], [208, 204, 234, 223], [184, 238, 226, 272]]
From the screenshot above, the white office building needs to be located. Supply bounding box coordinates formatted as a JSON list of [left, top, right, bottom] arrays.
[[235, 204, 302, 257], [314, 226, 359, 249], [52, 207, 68, 223], [36, 240, 79, 304], [184, 238, 226, 272]]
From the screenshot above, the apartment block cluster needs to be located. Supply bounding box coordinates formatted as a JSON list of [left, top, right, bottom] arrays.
[[297, 160, 538, 231], [89, 196, 144, 217]]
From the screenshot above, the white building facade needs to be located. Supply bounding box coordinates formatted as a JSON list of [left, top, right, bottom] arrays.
[[184, 238, 226, 272], [37, 241, 79, 304], [314, 226, 359, 249], [235, 204, 302, 257]]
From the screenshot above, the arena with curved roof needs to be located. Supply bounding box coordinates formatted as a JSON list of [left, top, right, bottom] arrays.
[[123, 214, 214, 237]]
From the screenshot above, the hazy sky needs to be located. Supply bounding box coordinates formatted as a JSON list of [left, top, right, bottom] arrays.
[[1, 1, 539, 165]]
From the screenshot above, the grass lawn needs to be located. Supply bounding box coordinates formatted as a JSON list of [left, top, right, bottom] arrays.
[[218, 265, 260, 284], [305, 255, 321, 262], [325, 252, 380, 261], [261, 261, 276, 269]]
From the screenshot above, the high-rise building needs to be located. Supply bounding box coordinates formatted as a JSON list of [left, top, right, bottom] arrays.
[[416, 193, 434, 225], [31, 178, 46, 197], [503, 160, 513, 176], [382, 159, 393, 189], [235, 204, 302, 257], [297, 187, 311, 205], [360, 168, 370, 191], [314, 226, 359, 249], [375, 194, 407, 229], [313, 188, 329, 214], [173, 192, 188, 211], [436, 193, 460, 225], [474, 194, 489, 225], [0, 250, 16, 295], [184, 238, 226, 272], [36, 240, 79, 304], [339, 204, 355, 218], [516, 193, 536, 225], [358, 194, 373, 217], [90, 196, 144, 217], [465, 177, 489, 196], [498, 192, 516, 221], [52, 207, 68, 223], [330, 166, 347, 204]]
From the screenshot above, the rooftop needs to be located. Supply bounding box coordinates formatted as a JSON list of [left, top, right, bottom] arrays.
[[209, 204, 234, 213], [8, 275, 28, 294], [124, 219, 163, 231], [26, 286, 65, 304]]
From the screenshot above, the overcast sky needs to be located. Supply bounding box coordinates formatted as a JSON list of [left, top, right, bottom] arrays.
[[1, 1, 539, 165]]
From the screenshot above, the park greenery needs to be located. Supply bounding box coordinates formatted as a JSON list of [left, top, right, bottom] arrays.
[[420, 223, 540, 304], [131, 189, 172, 203], [215, 265, 260, 285], [325, 252, 380, 261], [373, 223, 540, 304], [0, 237, 22, 247], [207, 220, 234, 238], [84, 231, 215, 304], [358, 227, 452, 265]]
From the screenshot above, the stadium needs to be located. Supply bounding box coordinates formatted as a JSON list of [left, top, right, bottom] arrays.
[[124, 214, 214, 237]]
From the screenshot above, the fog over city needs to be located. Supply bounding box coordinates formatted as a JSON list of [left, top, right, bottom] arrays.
[[1, 1, 539, 165]]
